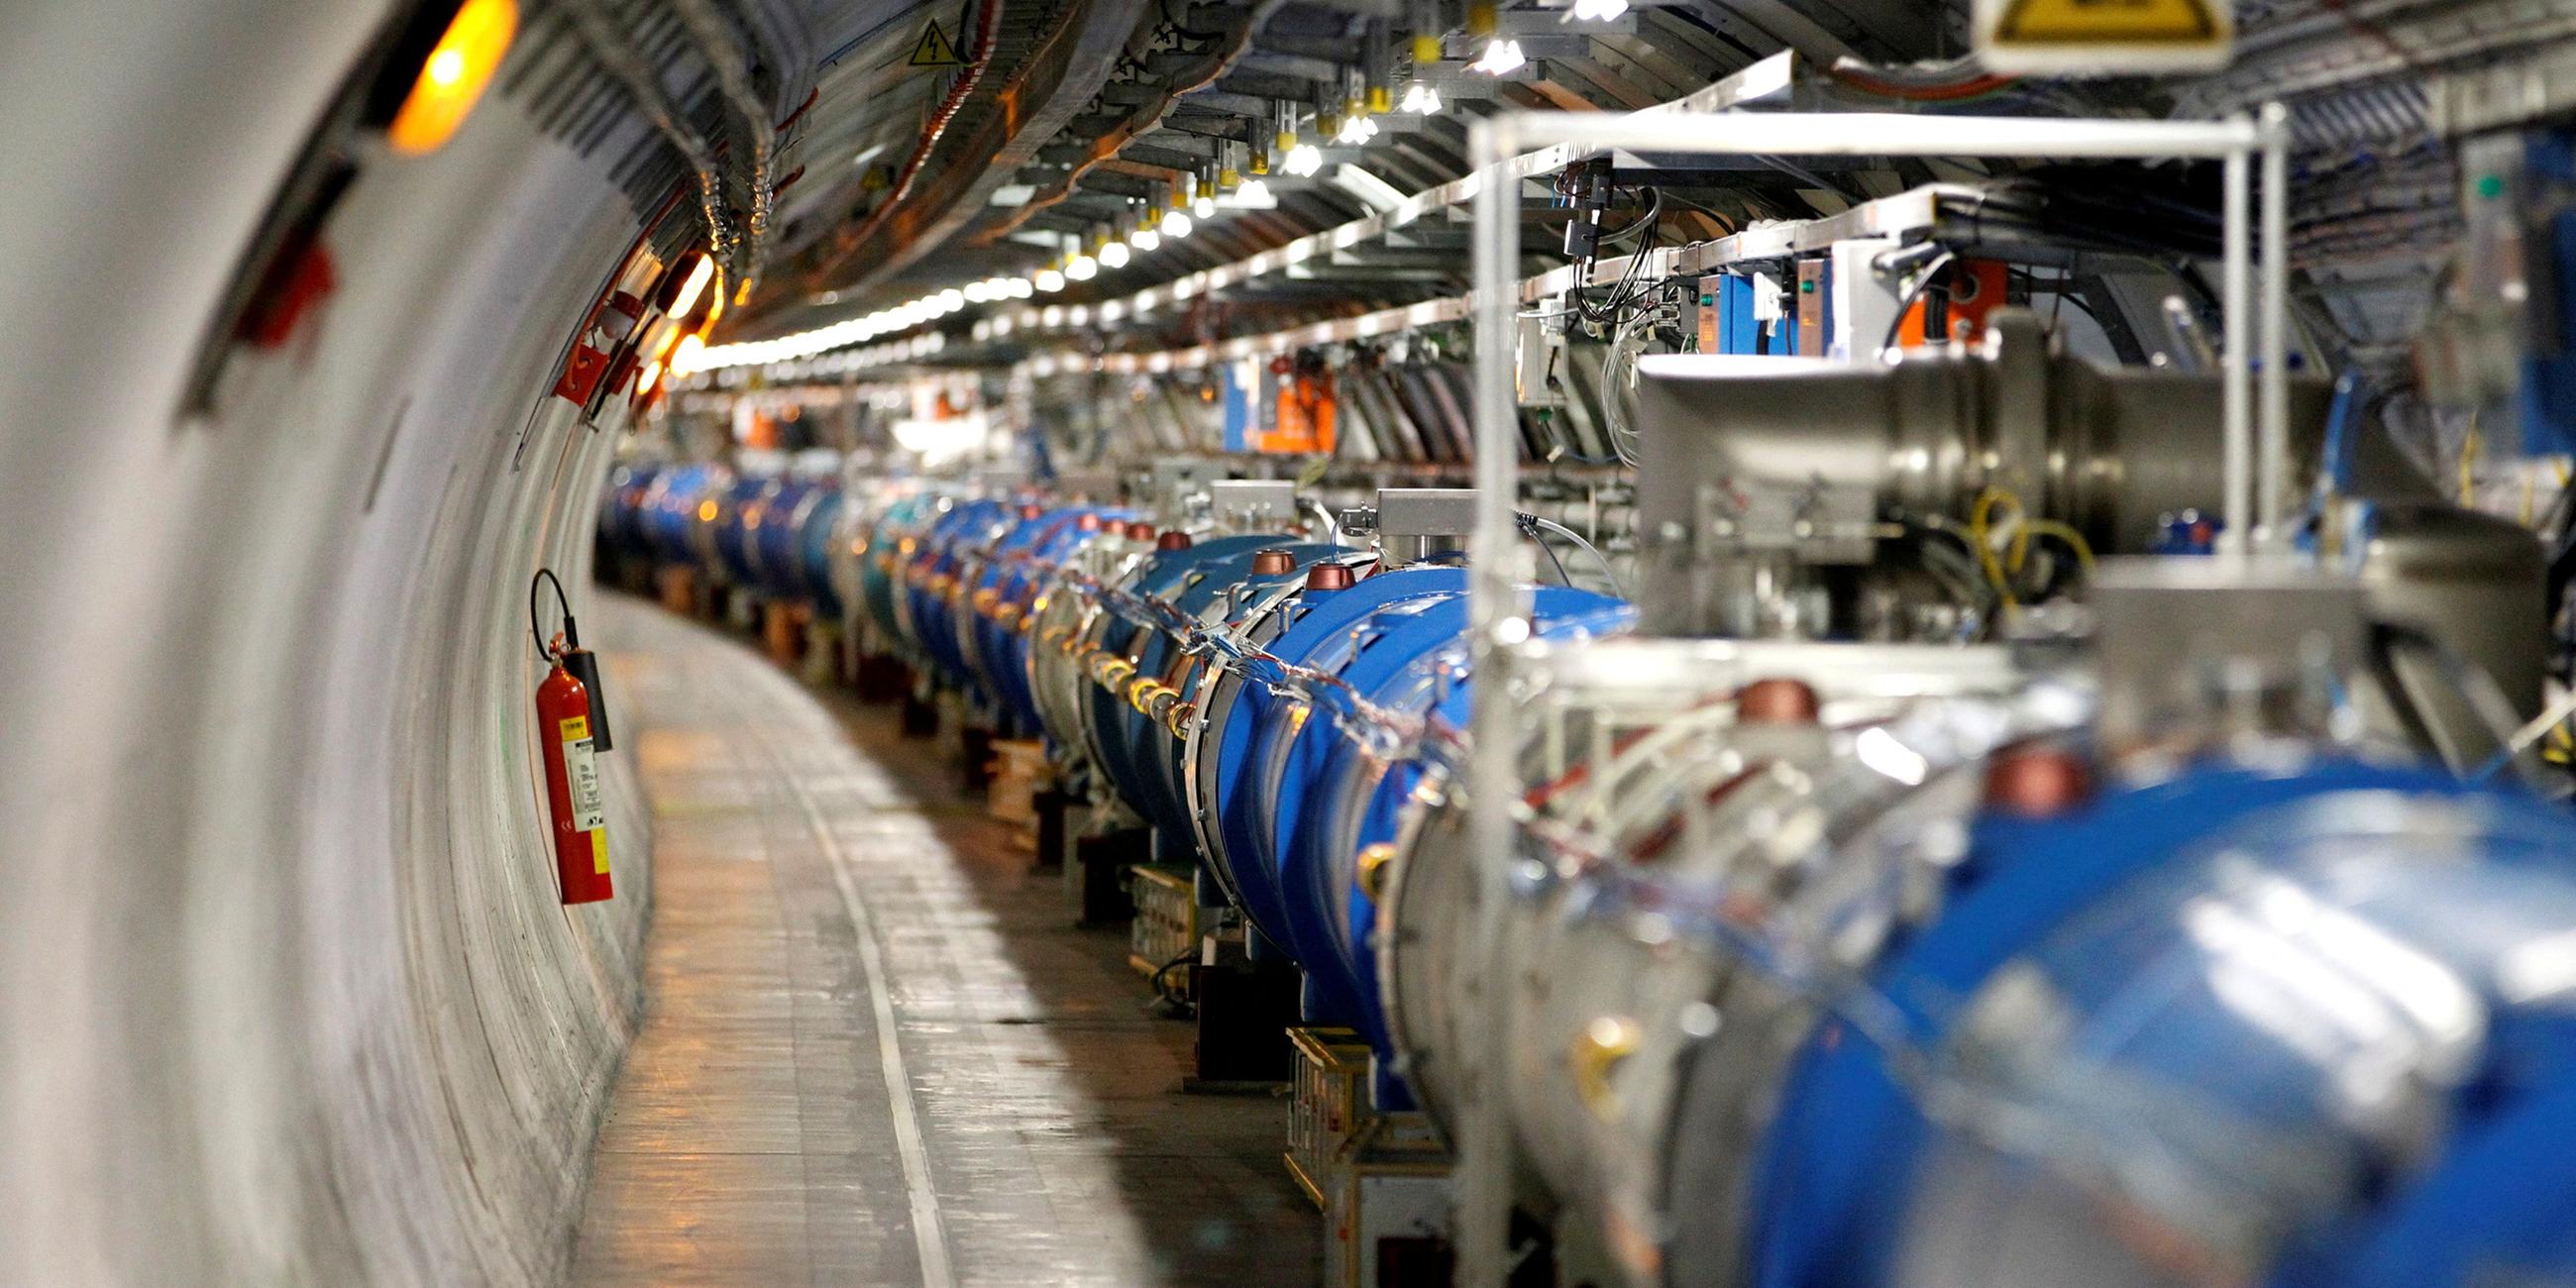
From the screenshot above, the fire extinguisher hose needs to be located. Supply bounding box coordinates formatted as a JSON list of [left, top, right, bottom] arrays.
[[531, 568, 615, 751]]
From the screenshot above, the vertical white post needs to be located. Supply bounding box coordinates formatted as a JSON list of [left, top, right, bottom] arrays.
[[1439, 106, 2263, 1286], [2258, 102, 2292, 549], [2221, 127, 2252, 556], [1460, 116, 1527, 1288]]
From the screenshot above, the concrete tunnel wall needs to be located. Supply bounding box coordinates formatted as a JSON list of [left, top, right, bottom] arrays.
[[0, 4, 661, 1281]]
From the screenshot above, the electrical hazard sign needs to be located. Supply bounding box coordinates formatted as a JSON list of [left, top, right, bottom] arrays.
[[1977, 0, 2232, 74], [909, 19, 966, 67]]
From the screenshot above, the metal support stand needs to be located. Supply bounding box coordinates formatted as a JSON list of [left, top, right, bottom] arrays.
[[853, 636, 908, 701], [898, 669, 939, 737], [1187, 956, 1300, 1087], [959, 723, 995, 795], [1031, 787, 1068, 868], [1073, 825, 1145, 925]]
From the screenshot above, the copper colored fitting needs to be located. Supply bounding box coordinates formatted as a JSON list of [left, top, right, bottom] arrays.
[[1252, 549, 1297, 576], [1077, 512, 1103, 532], [1737, 678, 1821, 724], [1127, 677, 1170, 712], [1356, 842, 1398, 902], [1156, 530, 1193, 552], [1983, 744, 2093, 818], [1306, 563, 1355, 590], [1020, 503, 1043, 520], [1127, 523, 1157, 543], [1102, 519, 1129, 538]]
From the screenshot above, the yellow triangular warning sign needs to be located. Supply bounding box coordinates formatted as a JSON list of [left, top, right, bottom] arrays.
[[909, 20, 965, 67], [1977, 0, 2229, 72]]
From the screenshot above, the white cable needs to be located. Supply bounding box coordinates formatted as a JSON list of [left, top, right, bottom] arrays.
[[1524, 512, 1625, 595]]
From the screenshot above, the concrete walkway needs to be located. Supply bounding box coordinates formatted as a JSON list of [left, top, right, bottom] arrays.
[[572, 599, 1315, 1285]]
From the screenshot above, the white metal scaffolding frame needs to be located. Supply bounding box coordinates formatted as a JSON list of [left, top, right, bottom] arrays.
[[1456, 105, 2289, 1286]]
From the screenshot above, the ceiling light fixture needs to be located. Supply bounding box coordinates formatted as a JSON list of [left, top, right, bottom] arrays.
[[664, 252, 716, 316], [1468, 38, 1525, 75], [670, 333, 706, 375]]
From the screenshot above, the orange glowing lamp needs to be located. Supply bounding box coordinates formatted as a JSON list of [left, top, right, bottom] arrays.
[[387, 0, 518, 157]]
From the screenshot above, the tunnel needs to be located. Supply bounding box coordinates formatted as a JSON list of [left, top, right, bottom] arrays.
[[8, 1, 2576, 1285]]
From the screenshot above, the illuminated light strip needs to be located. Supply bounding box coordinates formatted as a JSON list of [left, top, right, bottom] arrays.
[[687, 54, 1798, 374], [687, 331, 948, 388], [991, 54, 1796, 335], [1020, 295, 1474, 378], [713, 181, 1975, 392], [680, 287, 973, 373], [1010, 204, 1838, 378]]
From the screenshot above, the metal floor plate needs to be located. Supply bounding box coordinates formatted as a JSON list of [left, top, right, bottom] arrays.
[[572, 600, 1317, 1286]]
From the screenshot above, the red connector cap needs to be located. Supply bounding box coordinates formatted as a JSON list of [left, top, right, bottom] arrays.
[[1737, 678, 1821, 725]]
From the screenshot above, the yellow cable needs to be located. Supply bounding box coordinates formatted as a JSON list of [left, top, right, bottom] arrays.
[[1969, 486, 2020, 607], [2459, 409, 2481, 506], [2019, 519, 2097, 574]]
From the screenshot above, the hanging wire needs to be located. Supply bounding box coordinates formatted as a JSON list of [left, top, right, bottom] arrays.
[[530, 568, 577, 663], [1518, 511, 1624, 594]]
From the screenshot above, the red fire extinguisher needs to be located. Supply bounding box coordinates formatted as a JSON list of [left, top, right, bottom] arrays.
[[533, 570, 613, 905]]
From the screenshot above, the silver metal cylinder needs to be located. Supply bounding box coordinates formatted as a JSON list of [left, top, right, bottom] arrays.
[[1627, 312, 2329, 636]]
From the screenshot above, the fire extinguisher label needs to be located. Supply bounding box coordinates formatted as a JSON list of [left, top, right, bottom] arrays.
[[558, 715, 607, 835]]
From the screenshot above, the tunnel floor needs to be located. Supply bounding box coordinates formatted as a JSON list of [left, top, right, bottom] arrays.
[[570, 597, 1317, 1286]]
